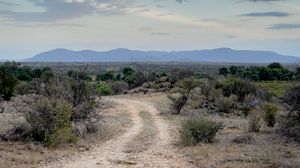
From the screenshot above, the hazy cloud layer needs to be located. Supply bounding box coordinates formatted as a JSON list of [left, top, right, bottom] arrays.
[[268, 24, 300, 29], [240, 11, 289, 17], [150, 32, 171, 36], [0, 0, 136, 22], [246, 0, 284, 2]]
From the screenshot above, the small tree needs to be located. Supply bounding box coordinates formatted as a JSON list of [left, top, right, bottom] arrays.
[[268, 62, 283, 69], [218, 78, 256, 101], [229, 66, 238, 75], [295, 67, 300, 81], [0, 63, 18, 101], [36, 67, 95, 122], [168, 77, 200, 114], [96, 82, 113, 96], [25, 97, 75, 145], [219, 67, 229, 76]]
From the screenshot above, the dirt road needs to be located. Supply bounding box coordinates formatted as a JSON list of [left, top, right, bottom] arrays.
[[47, 97, 192, 168]]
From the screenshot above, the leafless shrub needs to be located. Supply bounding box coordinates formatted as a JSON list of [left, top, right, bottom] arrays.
[[248, 111, 262, 132], [33, 67, 96, 121]]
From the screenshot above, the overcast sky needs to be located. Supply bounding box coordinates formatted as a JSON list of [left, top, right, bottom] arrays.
[[0, 0, 300, 60]]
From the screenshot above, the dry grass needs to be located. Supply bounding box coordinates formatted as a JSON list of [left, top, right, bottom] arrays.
[[0, 99, 132, 168], [179, 116, 300, 168], [145, 93, 300, 168], [124, 111, 158, 153]]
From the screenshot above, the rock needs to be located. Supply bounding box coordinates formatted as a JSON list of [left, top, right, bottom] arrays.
[[0, 123, 30, 141], [231, 134, 255, 144]]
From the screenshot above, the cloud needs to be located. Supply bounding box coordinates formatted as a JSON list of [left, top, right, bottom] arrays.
[[240, 11, 289, 17], [0, 0, 96, 22], [0, 0, 136, 22], [226, 35, 236, 39], [268, 24, 300, 29], [0, 1, 19, 6], [150, 32, 171, 36], [246, 0, 284, 2], [138, 26, 153, 32]]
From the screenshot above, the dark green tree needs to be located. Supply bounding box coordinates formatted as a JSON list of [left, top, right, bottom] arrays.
[[268, 62, 283, 69], [0, 63, 19, 101], [219, 67, 229, 76], [229, 66, 238, 75]]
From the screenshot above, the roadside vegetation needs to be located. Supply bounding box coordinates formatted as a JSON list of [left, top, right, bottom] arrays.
[[0, 61, 299, 167], [162, 62, 300, 167]]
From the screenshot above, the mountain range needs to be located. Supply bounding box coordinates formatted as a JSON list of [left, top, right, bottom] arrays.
[[24, 48, 299, 63]]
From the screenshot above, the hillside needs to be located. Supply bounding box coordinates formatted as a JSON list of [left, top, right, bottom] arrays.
[[25, 48, 299, 63]]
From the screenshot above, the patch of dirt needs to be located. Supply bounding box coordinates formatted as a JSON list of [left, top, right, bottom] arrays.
[[47, 95, 193, 168]]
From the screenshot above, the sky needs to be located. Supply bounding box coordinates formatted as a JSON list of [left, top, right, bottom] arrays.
[[0, 0, 300, 60]]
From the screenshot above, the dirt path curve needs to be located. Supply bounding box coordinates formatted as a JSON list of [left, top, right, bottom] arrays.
[[46, 97, 193, 168]]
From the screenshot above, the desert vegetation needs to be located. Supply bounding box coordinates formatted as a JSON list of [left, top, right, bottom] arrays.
[[0, 61, 299, 167], [158, 62, 300, 167]]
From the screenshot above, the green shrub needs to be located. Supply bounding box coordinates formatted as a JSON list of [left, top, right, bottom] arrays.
[[262, 103, 278, 127], [96, 82, 113, 96], [180, 117, 223, 145], [46, 127, 77, 147], [168, 77, 201, 114], [217, 78, 256, 101], [110, 81, 128, 94], [16, 81, 32, 95], [219, 67, 229, 76], [168, 94, 188, 114], [25, 97, 75, 145], [215, 95, 237, 113], [0, 63, 18, 101], [248, 112, 262, 132]]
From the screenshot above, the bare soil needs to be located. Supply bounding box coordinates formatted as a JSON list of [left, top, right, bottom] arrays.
[[46, 96, 193, 168]]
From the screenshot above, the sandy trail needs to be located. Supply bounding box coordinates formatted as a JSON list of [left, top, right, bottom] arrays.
[[46, 97, 192, 168]]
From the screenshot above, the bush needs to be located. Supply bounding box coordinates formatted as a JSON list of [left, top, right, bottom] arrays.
[[96, 82, 113, 96], [46, 127, 77, 147], [240, 95, 257, 117], [248, 112, 262, 132], [16, 81, 32, 95], [36, 71, 95, 122], [110, 81, 128, 94], [0, 63, 19, 101], [168, 94, 188, 114], [219, 67, 229, 76], [180, 117, 223, 145], [218, 78, 256, 101], [279, 84, 300, 140], [168, 77, 201, 114], [215, 95, 237, 113], [25, 97, 75, 146], [262, 103, 278, 127], [169, 68, 193, 84], [283, 84, 300, 117]]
